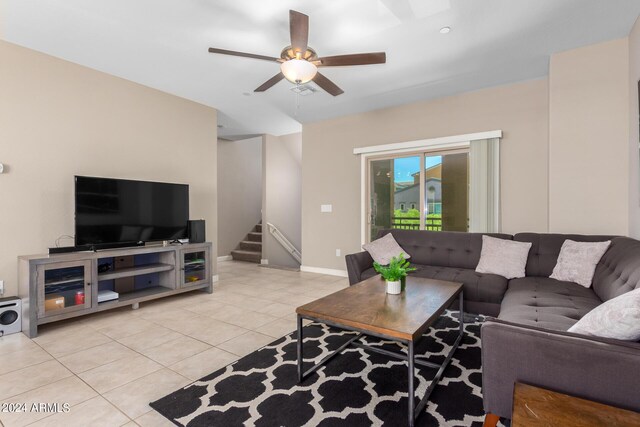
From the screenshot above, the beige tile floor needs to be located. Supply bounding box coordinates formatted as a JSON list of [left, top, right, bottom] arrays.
[[0, 261, 348, 427]]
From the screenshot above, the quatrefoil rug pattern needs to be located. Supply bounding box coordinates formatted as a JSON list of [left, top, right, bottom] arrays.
[[151, 311, 489, 427]]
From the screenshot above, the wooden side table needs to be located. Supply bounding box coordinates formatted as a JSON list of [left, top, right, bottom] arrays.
[[512, 382, 640, 426]]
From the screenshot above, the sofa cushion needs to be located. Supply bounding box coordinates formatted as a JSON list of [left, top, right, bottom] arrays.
[[593, 237, 640, 302], [514, 233, 616, 278], [498, 277, 602, 331], [550, 239, 611, 288], [362, 264, 508, 305], [362, 232, 409, 265], [476, 236, 532, 279], [568, 288, 640, 340], [378, 229, 512, 270]]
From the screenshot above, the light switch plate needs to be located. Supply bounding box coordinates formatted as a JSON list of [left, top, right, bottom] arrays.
[[335, 249, 341, 257], [321, 204, 332, 213], [0, 280, 4, 295]]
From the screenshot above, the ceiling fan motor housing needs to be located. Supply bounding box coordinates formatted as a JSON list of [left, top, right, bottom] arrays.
[[280, 46, 318, 62]]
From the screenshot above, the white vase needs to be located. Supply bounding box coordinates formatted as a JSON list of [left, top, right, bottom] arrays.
[[386, 280, 401, 295]]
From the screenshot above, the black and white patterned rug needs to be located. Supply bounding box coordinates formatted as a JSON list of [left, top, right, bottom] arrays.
[[151, 311, 493, 427]]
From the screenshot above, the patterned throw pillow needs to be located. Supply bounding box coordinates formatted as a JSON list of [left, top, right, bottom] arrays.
[[568, 288, 640, 341], [475, 236, 532, 279], [362, 233, 409, 265], [550, 240, 611, 288]]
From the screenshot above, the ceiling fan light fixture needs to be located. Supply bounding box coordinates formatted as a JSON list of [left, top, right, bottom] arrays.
[[280, 59, 317, 84]]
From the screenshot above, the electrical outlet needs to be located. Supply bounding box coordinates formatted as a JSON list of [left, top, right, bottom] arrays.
[[335, 249, 341, 257], [0, 280, 4, 295]]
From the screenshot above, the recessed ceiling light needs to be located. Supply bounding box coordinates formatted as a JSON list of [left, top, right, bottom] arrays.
[[440, 26, 451, 34]]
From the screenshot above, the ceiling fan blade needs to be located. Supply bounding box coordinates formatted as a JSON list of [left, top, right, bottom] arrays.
[[313, 72, 344, 96], [254, 73, 285, 92], [317, 52, 386, 67], [289, 10, 309, 56], [208, 47, 280, 62]]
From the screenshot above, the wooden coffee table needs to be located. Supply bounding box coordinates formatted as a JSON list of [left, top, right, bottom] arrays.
[[296, 275, 464, 427]]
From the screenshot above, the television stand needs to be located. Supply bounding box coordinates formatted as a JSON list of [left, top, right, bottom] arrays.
[[18, 242, 213, 337], [48, 241, 145, 255]]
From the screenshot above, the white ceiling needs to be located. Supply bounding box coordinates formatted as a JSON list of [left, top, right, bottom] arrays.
[[3, 0, 640, 139]]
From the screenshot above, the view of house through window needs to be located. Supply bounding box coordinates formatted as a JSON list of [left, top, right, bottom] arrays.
[[368, 150, 469, 241]]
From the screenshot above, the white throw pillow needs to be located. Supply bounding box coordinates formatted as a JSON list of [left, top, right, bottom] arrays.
[[475, 236, 532, 279], [568, 288, 640, 341], [362, 233, 410, 265], [550, 240, 611, 288]]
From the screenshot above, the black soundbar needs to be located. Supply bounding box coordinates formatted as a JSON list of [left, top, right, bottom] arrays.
[[48, 242, 145, 254]]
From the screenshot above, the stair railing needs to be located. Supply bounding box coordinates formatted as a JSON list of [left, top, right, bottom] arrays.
[[265, 222, 302, 264]]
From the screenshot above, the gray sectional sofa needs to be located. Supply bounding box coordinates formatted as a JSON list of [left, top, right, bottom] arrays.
[[345, 229, 640, 423]]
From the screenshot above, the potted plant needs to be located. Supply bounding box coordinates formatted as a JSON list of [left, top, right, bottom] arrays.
[[373, 253, 416, 295]]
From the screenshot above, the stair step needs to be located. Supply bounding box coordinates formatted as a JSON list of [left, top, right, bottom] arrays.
[[231, 250, 261, 263], [247, 232, 262, 242], [255, 224, 262, 232], [240, 240, 262, 251]]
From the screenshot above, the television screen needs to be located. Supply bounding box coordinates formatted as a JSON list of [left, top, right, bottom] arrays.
[[75, 176, 189, 246]]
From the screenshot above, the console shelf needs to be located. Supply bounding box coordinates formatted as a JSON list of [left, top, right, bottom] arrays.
[[18, 242, 213, 337], [91, 284, 209, 313], [98, 263, 174, 281]]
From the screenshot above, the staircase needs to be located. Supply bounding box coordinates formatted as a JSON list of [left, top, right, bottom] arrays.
[[231, 223, 262, 263]]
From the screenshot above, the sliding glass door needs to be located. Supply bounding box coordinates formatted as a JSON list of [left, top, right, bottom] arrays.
[[369, 156, 421, 240], [367, 150, 468, 241], [425, 152, 469, 232], [369, 158, 393, 240]]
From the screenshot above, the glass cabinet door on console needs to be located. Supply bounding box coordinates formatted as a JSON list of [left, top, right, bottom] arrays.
[[180, 247, 210, 288], [36, 260, 92, 318]]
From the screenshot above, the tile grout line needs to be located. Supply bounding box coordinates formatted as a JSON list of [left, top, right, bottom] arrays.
[[14, 343, 134, 427], [2, 262, 341, 426]]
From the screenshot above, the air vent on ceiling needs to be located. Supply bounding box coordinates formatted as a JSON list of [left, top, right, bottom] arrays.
[[290, 84, 317, 96]]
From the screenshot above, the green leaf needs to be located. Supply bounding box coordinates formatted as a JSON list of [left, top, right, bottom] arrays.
[[372, 252, 416, 282]]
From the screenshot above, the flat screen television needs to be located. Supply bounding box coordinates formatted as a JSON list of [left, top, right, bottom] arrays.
[[75, 176, 189, 247]]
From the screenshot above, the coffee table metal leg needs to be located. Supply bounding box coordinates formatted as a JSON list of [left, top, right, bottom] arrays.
[[299, 296, 465, 426], [297, 314, 303, 383], [408, 339, 415, 427], [459, 290, 464, 336]]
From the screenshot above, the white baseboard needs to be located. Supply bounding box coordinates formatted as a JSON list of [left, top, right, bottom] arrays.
[[300, 265, 348, 277], [261, 259, 269, 265], [217, 255, 232, 262]]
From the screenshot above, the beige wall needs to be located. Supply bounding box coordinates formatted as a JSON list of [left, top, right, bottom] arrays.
[[262, 133, 302, 268], [549, 38, 630, 235], [629, 19, 640, 239], [217, 137, 262, 256], [0, 40, 218, 297], [302, 79, 549, 271]]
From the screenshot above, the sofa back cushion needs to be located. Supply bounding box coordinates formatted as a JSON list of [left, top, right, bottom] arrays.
[[592, 237, 640, 302], [377, 229, 512, 270], [513, 233, 616, 278]]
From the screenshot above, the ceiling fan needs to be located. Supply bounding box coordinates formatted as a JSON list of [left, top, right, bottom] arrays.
[[208, 10, 386, 96]]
